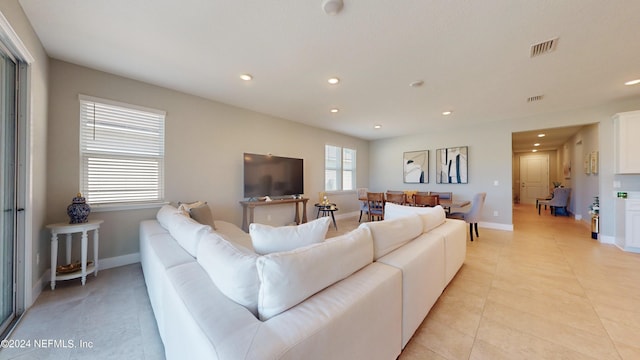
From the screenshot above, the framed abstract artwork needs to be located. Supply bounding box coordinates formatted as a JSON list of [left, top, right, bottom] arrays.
[[403, 150, 428, 183], [436, 146, 468, 184], [590, 151, 599, 174]]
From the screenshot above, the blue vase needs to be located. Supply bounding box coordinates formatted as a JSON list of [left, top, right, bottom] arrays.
[[67, 193, 91, 224]]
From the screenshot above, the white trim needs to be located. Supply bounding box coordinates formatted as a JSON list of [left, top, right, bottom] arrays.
[[91, 201, 167, 212], [0, 11, 34, 63], [78, 94, 166, 116], [478, 221, 514, 231], [99, 252, 141, 270], [600, 235, 616, 245], [35, 253, 142, 295]]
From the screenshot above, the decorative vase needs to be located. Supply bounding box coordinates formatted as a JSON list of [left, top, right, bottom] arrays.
[[67, 193, 91, 224]]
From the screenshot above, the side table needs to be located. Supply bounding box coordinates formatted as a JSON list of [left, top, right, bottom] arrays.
[[46, 219, 103, 290], [315, 203, 338, 230]]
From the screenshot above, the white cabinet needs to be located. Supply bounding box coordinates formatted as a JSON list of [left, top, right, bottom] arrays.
[[614, 110, 640, 174], [616, 198, 640, 252]]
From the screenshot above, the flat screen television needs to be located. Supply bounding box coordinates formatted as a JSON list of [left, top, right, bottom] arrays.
[[243, 153, 304, 199]]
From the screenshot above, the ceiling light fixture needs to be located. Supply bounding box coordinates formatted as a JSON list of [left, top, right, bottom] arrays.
[[330, 108, 339, 113], [328, 77, 340, 85], [409, 80, 424, 87], [625, 79, 640, 86], [240, 74, 253, 81], [534, 143, 540, 146], [374, 124, 382, 129], [322, 0, 344, 15], [532, 149, 538, 153], [442, 111, 452, 116], [537, 133, 546, 138]]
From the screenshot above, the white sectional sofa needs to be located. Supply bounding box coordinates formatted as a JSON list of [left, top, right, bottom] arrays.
[[140, 202, 466, 360]]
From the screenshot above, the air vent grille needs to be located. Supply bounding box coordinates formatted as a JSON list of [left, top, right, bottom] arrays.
[[530, 38, 558, 57], [527, 95, 544, 103]]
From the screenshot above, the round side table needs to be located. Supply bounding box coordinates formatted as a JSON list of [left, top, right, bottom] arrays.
[[46, 219, 103, 290]]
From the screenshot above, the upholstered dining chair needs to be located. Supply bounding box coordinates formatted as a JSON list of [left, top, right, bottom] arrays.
[[449, 192, 486, 241], [386, 192, 406, 205], [430, 191, 452, 201], [367, 192, 385, 221], [538, 187, 571, 216], [413, 193, 439, 207], [357, 188, 369, 222]]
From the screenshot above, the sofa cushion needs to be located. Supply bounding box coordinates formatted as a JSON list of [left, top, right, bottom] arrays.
[[256, 226, 374, 321], [384, 203, 446, 233], [156, 204, 182, 230], [249, 217, 331, 255], [359, 213, 423, 259], [213, 220, 254, 251], [166, 214, 212, 258], [197, 232, 260, 316]]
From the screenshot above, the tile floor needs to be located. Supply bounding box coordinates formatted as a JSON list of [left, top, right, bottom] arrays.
[[2, 204, 639, 359]]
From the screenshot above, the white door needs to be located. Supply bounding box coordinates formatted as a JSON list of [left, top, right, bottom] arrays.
[[519, 154, 549, 205]]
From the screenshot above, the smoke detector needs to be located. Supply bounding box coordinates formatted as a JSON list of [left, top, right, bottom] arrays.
[[322, 0, 344, 15]]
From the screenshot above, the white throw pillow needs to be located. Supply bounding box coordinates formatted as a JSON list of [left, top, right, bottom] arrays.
[[156, 204, 182, 230], [249, 217, 331, 255], [256, 226, 373, 320], [384, 203, 446, 233], [359, 213, 423, 259], [167, 214, 212, 257], [197, 232, 261, 316]]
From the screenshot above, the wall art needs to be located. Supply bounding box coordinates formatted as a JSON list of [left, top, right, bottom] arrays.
[[436, 146, 468, 184], [403, 150, 428, 183]]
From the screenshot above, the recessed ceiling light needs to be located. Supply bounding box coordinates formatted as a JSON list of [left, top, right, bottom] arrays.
[[409, 80, 424, 87], [330, 108, 339, 113], [240, 74, 253, 81], [442, 111, 452, 116], [625, 79, 640, 86], [374, 124, 382, 129], [532, 149, 538, 152], [328, 77, 340, 85], [534, 143, 540, 146], [537, 133, 546, 138]]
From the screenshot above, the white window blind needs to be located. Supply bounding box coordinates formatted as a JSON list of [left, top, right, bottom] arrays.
[[79, 95, 165, 205]]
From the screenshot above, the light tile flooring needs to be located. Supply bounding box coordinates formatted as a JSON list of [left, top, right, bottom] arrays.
[[2, 204, 639, 359]]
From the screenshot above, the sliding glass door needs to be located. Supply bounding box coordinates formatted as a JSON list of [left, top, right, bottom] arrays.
[[0, 46, 17, 335]]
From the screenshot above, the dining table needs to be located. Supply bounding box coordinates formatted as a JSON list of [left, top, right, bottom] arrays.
[[358, 196, 470, 213]]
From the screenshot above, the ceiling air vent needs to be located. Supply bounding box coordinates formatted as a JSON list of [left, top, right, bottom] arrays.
[[530, 38, 558, 57], [527, 95, 544, 103]]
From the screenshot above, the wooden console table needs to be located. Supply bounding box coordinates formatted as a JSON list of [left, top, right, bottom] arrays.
[[240, 198, 309, 232]]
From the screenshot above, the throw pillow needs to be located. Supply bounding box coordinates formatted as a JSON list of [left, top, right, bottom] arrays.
[[249, 217, 331, 255], [256, 226, 373, 320], [197, 232, 260, 317], [189, 203, 217, 230]]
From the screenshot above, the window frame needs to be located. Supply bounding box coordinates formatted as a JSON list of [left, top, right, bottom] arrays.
[[78, 95, 166, 211], [324, 144, 356, 192]]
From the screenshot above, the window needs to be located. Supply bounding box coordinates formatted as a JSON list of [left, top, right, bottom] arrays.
[[324, 145, 356, 191], [79, 95, 165, 206]]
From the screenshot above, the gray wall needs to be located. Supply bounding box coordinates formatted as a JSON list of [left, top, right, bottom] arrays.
[[46, 59, 369, 270]]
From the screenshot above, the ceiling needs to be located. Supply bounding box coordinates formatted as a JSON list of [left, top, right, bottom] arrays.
[[512, 125, 587, 153], [18, 0, 640, 146]]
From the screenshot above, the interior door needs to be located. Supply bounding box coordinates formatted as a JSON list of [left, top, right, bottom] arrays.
[[519, 154, 549, 205], [0, 47, 17, 336]]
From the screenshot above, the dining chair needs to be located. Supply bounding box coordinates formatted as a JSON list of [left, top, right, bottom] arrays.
[[357, 188, 369, 222], [367, 192, 385, 221], [538, 187, 571, 216], [413, 194, 439, 207], [430, 191, 452, 201], [386, 192, 406, 205], [448, 192, 486, 241]]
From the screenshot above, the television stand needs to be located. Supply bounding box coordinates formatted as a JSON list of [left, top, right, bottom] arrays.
[[239, 197, 309, 232]]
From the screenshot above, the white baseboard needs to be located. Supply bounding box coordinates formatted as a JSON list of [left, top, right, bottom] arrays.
[[600, 235, 615, 245], [34, 252, 141, 299], [479, 221, 514, 231]]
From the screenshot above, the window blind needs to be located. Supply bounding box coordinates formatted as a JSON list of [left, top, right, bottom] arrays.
[[79, 95, 165, 205]]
